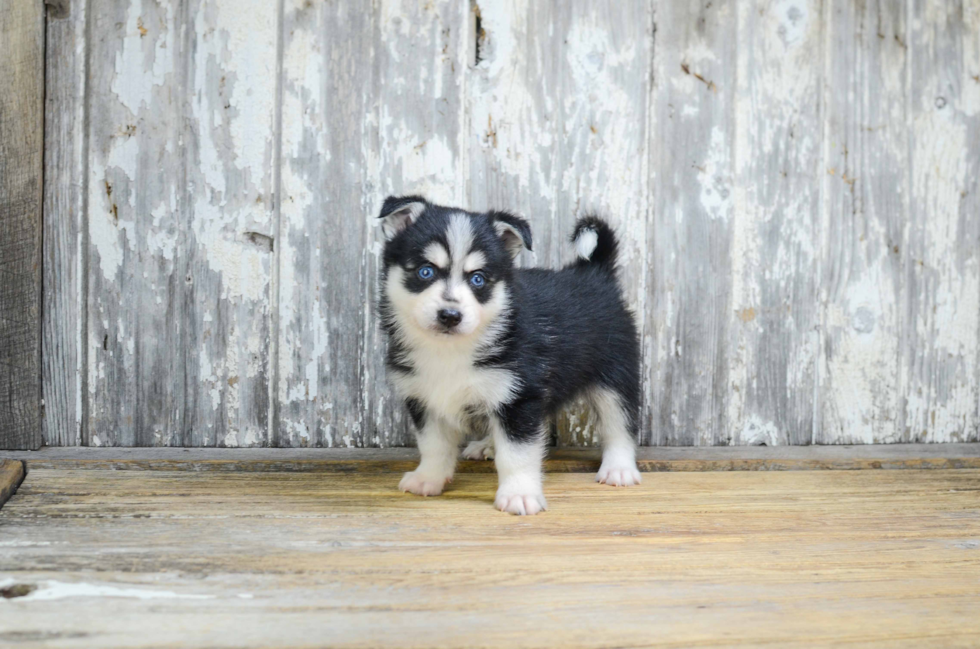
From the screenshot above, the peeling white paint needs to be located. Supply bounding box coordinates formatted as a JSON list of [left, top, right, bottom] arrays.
[[304, 309, 329, 401], [88, 130, 141, 281], [0, 580, 213, 602], [698, 127, 733, 222], [111, 0, 175, 115], [736, 416, 781, 446], [773, 0, 809, 47], [208, 235, 268, 302]]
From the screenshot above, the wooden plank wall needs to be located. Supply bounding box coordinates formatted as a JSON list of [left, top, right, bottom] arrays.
[[41, 0, 980, 448], [1, 0, 45, 450]]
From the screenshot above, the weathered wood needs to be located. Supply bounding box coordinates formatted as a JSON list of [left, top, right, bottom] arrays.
[[44, 0, 70, 20], [0, 460, 25, 509], [81, 0, 278, 447], [648, 1, 737, 445], [277, 0, 377, 448], [0, 0, 44, 451], [1, 468, 979, 647], [85, 0, 183, 446], [729, 0, 822, 445], [819, 0, 909, 444], [904, 0, 980, 443], [179, 0, 278, 446], [3, 443, 978, 474], [42, 0, 87, 446]]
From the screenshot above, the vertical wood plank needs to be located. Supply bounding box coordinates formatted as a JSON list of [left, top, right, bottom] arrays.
[[905, 0, 980, 443], [85, 0, 277, 447], [278, 0, 378, 447], [648, 1, 737, 445], [180, 0, 278, 446], [43, 0, 88, 446], [972, 2, 980, 443], [466, 1, 653, 446], [0, 0, 44, 451], [818, 0, 908, 443], [728, 0, 823, 446], [86, 0, 183, 446]]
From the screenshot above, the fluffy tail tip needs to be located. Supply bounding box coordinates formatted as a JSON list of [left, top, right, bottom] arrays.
[[574, 228, 599, 260], [571, 216, 618, 270]]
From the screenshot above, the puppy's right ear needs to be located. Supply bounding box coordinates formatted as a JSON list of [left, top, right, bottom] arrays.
[[378, 196, 427, 240]]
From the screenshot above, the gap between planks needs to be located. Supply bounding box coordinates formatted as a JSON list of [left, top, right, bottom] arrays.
[[1, 443, 977, 473]]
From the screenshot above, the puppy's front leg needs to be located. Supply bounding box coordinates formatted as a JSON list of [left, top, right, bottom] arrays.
[[400, 410, 460, 497], [491, 403, 548, 515]]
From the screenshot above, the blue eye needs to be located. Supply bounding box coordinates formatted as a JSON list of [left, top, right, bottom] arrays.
[[417, 265, 435, 280], [469, 272, 486, 288]]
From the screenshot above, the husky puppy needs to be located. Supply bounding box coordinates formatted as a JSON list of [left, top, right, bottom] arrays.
[[378, 196, 641, 515]]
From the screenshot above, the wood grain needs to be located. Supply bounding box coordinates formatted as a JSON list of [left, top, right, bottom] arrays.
[[1, 468, 979, 647], [42, 0, 88, 446], [904, 0, 980, 443], [277, 0, 370, 449], [0, 0, 44, 451], [648, 0, 737, 445], [819, 0, 909, 444], [179, 0, 278, 446], [84, 0, 184, 446], [3, 443, 979, 473], [0, 460, 25, 509], [730, 0, 822, 446]]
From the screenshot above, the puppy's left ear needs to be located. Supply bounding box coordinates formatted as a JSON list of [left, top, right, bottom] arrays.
[[490, 211, 533, 259], [378, 195, 427, 240]]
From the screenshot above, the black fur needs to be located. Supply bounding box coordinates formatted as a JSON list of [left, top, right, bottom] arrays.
[[488, 210, 533, 252], [405, 398, 426, 430], [490, 265, 640, 439], [379, 195, 428, 220], [378, 196, 640, 446]]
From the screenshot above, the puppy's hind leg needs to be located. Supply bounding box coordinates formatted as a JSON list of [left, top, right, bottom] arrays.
[[590, 386, 642, 487], [462, 435, 495, 460], [461, 413, 495, 460]]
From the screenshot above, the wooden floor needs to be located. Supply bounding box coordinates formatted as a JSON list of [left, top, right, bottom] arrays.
[[1, 459, 979, 647]]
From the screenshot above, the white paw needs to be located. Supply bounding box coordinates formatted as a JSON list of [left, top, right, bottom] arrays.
[[399, 470, 451, 497], [596, 462, 642, 487], [461, 437, 495, 460], [494, 489, 547, 516]]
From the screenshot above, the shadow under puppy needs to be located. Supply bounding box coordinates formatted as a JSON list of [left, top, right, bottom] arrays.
[[378, 196, 642, 515]]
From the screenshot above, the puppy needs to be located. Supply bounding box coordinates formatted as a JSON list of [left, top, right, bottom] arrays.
[[378, 196, 641, 515]]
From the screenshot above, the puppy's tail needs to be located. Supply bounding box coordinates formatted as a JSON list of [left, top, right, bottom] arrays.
[[571, 216, 618, 273]]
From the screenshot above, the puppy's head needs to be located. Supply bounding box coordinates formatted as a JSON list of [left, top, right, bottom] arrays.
[[378, 196, 531, 341]]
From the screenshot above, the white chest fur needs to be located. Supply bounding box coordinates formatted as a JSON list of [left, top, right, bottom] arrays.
[[389, 345, 518, 427]]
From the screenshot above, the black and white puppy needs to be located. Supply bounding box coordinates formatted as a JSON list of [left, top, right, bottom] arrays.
[[378, 196, 641, 515]]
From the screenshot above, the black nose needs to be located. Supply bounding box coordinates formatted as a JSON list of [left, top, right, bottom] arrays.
[[437, 309, 462, 328]]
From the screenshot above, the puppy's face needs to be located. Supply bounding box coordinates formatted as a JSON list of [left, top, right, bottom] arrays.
[[378, 197, 532, 341]]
